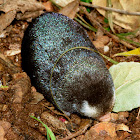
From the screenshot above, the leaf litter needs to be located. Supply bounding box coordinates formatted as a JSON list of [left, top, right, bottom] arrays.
[[0, 0, 140, 139]]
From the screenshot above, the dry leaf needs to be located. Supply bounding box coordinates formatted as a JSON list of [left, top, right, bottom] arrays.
[[16, 11, 44, 22], [93, 122, 117, 137], [92, 36, 110, 53], [116, 123, 131, 133], [0, 126, 5, 139], [59, 0, 79, 19], [42, 1, 54, 12], [4, 49, 21, 56], [51, 0, 75, 7], [0, 0, 45, 33], [92, 0, 140, 30], [0, 0, 45, 13], [30, 92, 44, 104], [0, 10, 16, 34]]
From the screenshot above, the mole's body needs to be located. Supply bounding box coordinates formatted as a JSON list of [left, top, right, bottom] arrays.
[[21, 12, 115, 118]]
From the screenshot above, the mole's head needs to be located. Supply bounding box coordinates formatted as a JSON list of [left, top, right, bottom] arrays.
[[58, 56, 115, 118]]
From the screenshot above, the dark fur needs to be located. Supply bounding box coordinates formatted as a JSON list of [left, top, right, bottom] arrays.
[[21, 12, 115, 117]]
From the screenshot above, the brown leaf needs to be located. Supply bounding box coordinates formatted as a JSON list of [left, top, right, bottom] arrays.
[[116, 124, 131, 133], [0, 126, 5, 139], [30, 91, 44, 104], [93, 122, 117, 137], [0, 0, 45, 13], [0, 10, 16, 34], [0, 0, 45, 33], [42, 1, 54, 12], [4, 49, 21, 56], [16, 10, 44, 21], [59, 0, 80, 19], [92, 0, 140, 30], [51, 0, 75, 7], [10, 72, 31, 103]]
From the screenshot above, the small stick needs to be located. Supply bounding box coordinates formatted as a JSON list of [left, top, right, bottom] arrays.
[[59, 119, 92, 140], [80, 7, 136, 49], [80, 2, 140, 16]]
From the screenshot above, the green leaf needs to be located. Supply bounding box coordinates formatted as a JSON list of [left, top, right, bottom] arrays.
[[30, 116, 56, 140], [109, 62, 140, 112]]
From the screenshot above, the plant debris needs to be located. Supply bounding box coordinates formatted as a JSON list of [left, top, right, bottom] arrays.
[[0, 0, 140, 139]]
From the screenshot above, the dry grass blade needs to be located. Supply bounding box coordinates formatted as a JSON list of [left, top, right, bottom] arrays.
[[106, 0, 115, 33]]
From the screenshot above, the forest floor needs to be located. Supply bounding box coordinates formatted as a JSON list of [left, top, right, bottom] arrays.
[[0, 0, 140, 139]]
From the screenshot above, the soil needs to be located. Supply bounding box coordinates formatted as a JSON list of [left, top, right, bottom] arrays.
[[0, 4, 140, 140]]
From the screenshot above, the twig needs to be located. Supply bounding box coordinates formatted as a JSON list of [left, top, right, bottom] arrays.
[[59, 119, 92, 140], [80, 7, 136, 49], [80, 2, 140, 16]]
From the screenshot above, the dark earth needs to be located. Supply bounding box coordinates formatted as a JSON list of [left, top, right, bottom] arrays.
[[0, 2, 140, 140]]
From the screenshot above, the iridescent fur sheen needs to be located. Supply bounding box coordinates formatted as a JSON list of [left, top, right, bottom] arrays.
[[22, 12, 115, 118]]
